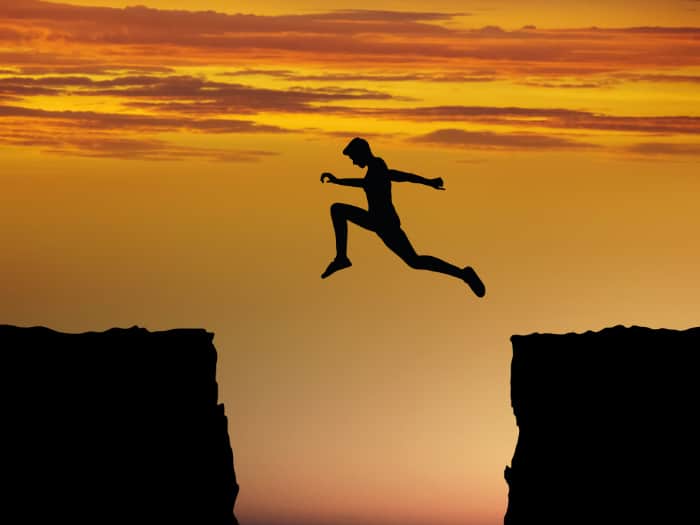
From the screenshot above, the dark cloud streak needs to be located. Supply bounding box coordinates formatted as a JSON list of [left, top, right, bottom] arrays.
[[0, 104, 289, 134], [223, 69, 498, 83], [329, 105, 700, 135], [623, 142, 700, 156], [0, 2, 459, 39], [410, 128, 596, 150], [0, 124, 279, 161], [0, 74, 399, 113], [1, 2, 698, 72]]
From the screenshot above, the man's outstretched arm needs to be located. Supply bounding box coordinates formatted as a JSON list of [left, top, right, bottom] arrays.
[[320, 172, 364, 187], [388, 169, 444, 190]]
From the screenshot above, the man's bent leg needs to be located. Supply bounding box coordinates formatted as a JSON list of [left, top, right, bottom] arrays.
[[322, 203, 374, 279]]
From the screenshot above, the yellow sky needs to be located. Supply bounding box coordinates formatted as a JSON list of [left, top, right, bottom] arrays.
[[2, 2, 700, 524]]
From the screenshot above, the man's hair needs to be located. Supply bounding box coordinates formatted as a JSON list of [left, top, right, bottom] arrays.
[[343, 137, 371, 157]]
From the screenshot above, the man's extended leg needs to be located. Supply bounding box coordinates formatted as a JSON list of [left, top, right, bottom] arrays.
[[322, 203, 374, 278], [378, 227, 486, 297], [379, 227, 461, 276]]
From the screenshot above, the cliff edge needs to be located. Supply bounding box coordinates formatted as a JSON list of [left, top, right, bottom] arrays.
[[2, 324, 239, 524], [505, 325, 699, 525]]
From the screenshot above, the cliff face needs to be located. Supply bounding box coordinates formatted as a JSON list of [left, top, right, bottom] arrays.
[[2, 325, 238, 525], [505, 325, 700, 525]]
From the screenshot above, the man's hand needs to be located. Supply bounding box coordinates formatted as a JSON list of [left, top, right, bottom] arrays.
[[320, 172, 337, 184], [429, 177, 445, 190]]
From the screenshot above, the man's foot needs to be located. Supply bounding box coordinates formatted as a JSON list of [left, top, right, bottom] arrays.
[[462, 266, 486, 297], [321, 257, 352, 279]]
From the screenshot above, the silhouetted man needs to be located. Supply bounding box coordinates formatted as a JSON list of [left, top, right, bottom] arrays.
[[320, 137, 486, 297]]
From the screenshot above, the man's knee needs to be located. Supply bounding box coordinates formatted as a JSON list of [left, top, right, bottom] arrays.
[[404, 254, 422, 269], [330, 202, 345, 217]]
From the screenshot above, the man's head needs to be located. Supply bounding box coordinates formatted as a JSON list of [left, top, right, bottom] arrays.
[[343, 137, 372, 167]]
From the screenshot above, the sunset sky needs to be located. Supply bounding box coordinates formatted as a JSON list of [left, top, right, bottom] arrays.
[[2, 1, 699, 524]]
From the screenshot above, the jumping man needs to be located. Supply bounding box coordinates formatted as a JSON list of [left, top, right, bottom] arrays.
[[320, 137, 486, 297]]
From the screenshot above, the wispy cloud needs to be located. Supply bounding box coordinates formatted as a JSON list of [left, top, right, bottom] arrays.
[[328, 106, 700, 135], [618, 73, 700, 84], [0, 126, 278, 161], [0, 2, 458, 41], [222, 69, 498, 83], [409, 130, 700, 157], [0, 74, 399, 113], [16, 65, 176, 75], [520, 73, 700, 88], [623, 142, 700, 156], [1, 2, 698, 73], [0, 102, 286, 160], [410, 128, 595, 150], [518, 80, 616, 89], [0, 104, 289, 133], [1, 2, 699, 160]]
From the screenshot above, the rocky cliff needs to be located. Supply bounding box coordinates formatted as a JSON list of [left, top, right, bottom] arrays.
[[505, 325, 699, 525], [2, 324, 238, 524]]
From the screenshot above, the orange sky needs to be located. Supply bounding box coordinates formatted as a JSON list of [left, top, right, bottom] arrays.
[[2, 2, 700, 524]]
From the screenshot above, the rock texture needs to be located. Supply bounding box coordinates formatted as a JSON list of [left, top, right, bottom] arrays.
[[505, 325, 699, 525], [2, 324, 238, 525]]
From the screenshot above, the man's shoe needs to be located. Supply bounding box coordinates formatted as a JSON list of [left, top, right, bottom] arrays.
[[462, 266, 486, 297], [321, 257, 352, 279]]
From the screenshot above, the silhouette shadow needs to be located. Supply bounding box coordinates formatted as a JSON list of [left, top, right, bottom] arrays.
[[320, 137, 485, 297], [2, 324, 239, 525], [505, 325, 700, 525]]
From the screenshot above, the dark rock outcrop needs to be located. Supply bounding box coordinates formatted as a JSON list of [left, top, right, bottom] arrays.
[[2, 324, 238, 525], [505, 325, 699, 525]]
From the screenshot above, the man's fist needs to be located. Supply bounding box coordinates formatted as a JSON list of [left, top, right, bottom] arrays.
[[430, 177, 445, 190], [321, 172, 337, 184]]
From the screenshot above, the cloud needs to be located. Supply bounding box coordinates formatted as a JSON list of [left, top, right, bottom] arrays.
[[619, 73, 700, 84], [0, 103, 290, 134], [1, 3, 699, 161], [315, 129, 399, 141], [615, 26, 700, 34], [0, 50, 179, 75], [623, 142, 700, 157], [332, 106, 700, 135], [518, 80, 616, 89], [0, 2, 459, 40], [319, 9, 466, 22], [0, 124, 278, 161], [0, 74, 399, 113], [18, 65, 176, 75], [0, 82, 60, 96], [1, 2, 698, 74], [522, 72, 700, 88], [409, 126, 700, 157], [223, 69, 498, 83], [410, 128, 595, 150]]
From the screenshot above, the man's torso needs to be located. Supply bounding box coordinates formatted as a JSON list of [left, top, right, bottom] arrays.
[[363, 157, 400, 226]]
